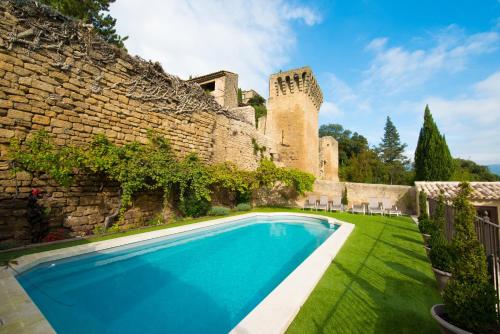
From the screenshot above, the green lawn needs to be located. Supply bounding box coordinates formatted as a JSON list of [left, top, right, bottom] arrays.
[[284, 210, 442, 333], [1, 208, 441, 333]]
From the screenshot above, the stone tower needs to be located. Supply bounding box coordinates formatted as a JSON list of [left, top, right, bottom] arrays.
[[265, 67, 323, 177]]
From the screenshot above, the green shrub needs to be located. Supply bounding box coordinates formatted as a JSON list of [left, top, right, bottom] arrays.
[[428, 231, 452, 272], [179, 194, 210, 218], [208, 206, 231, 216], [341, 186, 348, 206], [428, 191, 452, 272], [443, 182, 497, 333], [236, 203, 252, 211], [418, 218, 435, 235], [418, 191, 428, 220]]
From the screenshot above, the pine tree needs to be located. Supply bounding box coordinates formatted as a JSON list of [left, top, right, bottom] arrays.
[[376, 116, 409, 184], [41, 0, 128, 48], [414, 105, 453, 181], [377, 116, 407, 163]]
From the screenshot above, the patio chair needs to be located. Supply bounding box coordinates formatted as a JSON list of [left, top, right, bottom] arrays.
[[350, 203, 366, 214], [317, 195, 329, 211], [383, 198, 402, 216], [303, 196, 317, 210], [330, 197, 343, 212], [368, 198, 384, 215]]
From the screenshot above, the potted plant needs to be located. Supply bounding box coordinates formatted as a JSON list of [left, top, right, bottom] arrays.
[[418, 191, 434, 245], [418, 217, 435, 246], [431, 182, 497, 334], [428, 191, 452, 293]]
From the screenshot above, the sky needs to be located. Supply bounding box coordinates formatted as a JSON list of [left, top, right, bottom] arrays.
[[110, 0, 500, 165]]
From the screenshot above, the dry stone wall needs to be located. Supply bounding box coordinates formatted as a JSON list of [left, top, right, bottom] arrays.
[[0, 0, 264, 247]]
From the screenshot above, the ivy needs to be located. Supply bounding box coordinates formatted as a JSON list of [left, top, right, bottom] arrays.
[[9, 130, 315, 220]]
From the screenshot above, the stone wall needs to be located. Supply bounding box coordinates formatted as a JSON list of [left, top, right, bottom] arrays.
[[319, 136, 339, 181], [0, 1, 265, 247], [309, 180, 417, 214]]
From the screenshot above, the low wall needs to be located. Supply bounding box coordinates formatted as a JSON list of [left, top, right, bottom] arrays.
[[308, 180, 416, 214]]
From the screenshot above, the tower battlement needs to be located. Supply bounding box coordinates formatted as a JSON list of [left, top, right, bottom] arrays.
[[269, 67, 323, 111]]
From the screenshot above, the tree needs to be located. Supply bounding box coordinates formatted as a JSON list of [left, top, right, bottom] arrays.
[[452, 158, 500, 181], [319, 124, 369, 166], [376, 116, 409, 184], [414, 105, 453, 181], [41, 0, 128, 48], [443, 182, 497, 332]]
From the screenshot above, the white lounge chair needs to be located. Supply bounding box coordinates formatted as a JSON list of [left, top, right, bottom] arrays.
[[330, 197, 343, 212], [383, 198, 402, 216], [368, 198, 384, 215], [351, 203, 366, 214], [303, 196, 317, 210], [317, 195, 329, 211]]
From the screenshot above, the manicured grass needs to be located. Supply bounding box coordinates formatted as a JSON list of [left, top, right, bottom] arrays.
[[282, 210, 442, 333], [1, 207, 441, 333]]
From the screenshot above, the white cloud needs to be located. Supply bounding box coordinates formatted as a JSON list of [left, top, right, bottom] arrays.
[[110, 0, 320, 95], [283, 5, 322, 26], [363, 26, 499, 94], [420, 71, 500, 163]]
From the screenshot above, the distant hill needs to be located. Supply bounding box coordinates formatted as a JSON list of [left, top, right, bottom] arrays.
[[489, 164, 500, 176]]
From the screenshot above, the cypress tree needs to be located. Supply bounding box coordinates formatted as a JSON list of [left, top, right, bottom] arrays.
[[414, 105, 453, 181]]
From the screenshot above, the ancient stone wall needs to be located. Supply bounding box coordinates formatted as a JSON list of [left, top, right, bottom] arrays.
[[265, 67, 323, 177], [0, 1, 264, 247], [319, 136, 339, 181], [309, 180, 416, 214]]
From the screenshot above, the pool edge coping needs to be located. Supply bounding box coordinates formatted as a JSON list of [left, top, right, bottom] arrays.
[[0, 212, 354, 334]]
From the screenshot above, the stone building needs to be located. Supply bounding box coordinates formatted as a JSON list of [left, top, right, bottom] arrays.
[[187, 70, 239, 109]]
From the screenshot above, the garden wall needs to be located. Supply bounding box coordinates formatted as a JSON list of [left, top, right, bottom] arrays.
[[0, 0, 266, 247], [309, 180, 417, 214]]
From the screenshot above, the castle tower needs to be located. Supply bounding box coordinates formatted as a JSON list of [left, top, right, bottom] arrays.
[[265, 67, 323, 176]]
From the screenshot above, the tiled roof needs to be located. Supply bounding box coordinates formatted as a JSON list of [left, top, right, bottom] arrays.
[[415, 182, 500, 200]]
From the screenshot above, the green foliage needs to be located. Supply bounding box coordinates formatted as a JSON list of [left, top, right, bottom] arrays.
[[10, 131, 314, 221], [428, 192, 452, 272], [452, 158, 500, 181], [237, 88, 243, 106], [207, 206, 231, 216], [254, 159, 315, 195], [375, 117, 410, 185], [251, 138, 266, 157], [9, 130, 83, 187], [246, 94, 267, 126], [236, 203, 252, 211], [319, 124, 369, 167], [418, 191, 428, 220], [443, 182, 497, 332], [376, 116, 408, 164], [341, 186, 348, 206], [414, 105, 453, 181], [320, 123, 412, 185], [40, 0, 128, 48], [418, 218, 435, 235]]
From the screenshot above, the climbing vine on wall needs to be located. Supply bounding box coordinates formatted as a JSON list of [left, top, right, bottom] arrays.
[[9, 130, 315, 219]]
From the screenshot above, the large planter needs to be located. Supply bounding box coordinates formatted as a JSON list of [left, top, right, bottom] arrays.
[[422, 233, 431, 245], [424, 245, 431, 257], [432, 267, 451, 293], [431, 304, 472, 334]]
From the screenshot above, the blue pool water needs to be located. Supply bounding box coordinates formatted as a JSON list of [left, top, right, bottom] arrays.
[[17, 216, 337, 334]]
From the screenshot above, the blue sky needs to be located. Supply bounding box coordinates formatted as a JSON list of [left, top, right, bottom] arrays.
[[110, 0, 500, 164]]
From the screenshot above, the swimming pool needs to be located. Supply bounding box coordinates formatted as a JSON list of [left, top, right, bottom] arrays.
[[10, 214, 352, 333]]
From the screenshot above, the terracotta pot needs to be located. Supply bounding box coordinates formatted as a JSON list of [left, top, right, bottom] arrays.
[[422, 233, 431, 245], [430, 304, 472, 334], [432, 267, 451, 293], [424, 245, 431, 257]]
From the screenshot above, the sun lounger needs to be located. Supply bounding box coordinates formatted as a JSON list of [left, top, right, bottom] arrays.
[[350, 203, 366, 214], [368, 198, 384, 215], [317, 195, 329, 211], [383, 198, 402, 216], [330, 197, 343, 212], [303, 196, 317, 210]]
